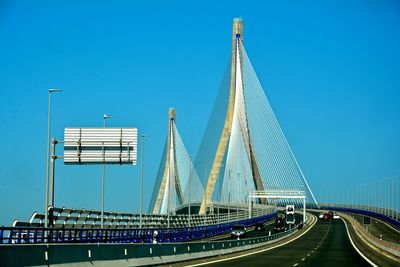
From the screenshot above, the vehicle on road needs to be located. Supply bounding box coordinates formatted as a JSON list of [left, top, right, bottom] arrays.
[[254, 222, 265, 231], [273, 217, 286, 233], [231, 224, 246, 238], [321, 213, 330, 220], [320, 211, 339, 220]]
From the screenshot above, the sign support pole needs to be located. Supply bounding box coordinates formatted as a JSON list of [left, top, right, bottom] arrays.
[[49, 138, 57, 207], [101, 141, 105, 229]]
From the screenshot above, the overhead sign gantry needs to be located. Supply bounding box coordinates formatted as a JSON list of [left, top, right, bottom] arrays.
[[248, 189, 307, 223]]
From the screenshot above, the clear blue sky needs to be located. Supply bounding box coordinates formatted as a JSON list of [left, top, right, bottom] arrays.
[[0, 1, 399, 226]]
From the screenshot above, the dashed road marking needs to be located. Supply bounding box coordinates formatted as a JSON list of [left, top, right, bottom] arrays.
[[307, 254, 310, 256], [301, 258, 306, 261], [292, 264, 299, 267], [186, 214, 319, 267]]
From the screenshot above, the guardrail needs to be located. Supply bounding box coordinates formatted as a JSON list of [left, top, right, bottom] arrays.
[[0, 214, 305, 267], [319, 203, 399, 221], [13, 205, 274, 229], [0, 213, 277, 245]]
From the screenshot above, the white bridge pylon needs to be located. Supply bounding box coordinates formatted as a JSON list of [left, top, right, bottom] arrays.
[[149, 108, 204, 215], [150, 18, 319, 217], [198, 18, 318, 215]]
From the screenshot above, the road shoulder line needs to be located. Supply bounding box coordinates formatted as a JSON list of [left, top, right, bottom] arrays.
[[341, 217, 378, 267]]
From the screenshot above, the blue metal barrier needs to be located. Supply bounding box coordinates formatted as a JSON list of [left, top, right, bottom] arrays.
[[0, 212, 276, 245], [0, 218, 300, 267]]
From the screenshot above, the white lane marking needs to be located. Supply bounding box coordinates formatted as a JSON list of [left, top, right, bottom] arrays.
[[292, 264, 299, 267], [341, 218, 378, 267], [301, 258, 306, 261], [186, 215, 318, 267], [307, 254, 310, 256]]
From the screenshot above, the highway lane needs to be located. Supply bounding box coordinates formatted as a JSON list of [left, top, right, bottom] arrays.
[[205, 218, 368, 266], [342, 214, 400, 267], [217, 213, 303, 241], [244, 213, 303, 239]]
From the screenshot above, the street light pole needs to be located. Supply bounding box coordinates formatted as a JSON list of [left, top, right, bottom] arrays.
[[44, 88, 62, 229], [101, 114, 112, 229], [386, 178, 389, 216], [237, 172, 240, 220], [140, 134, 150, 228], [188, 155, 193, 227], [203, 162, 208, 225], [217, 164, 223, 224], [167, 125, 173, 228], [396, 177, 399, 221], [228, 170, 233, 222]]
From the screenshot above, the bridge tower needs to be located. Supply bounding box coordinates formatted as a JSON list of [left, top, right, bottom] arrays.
[[151, 108, 180, 214], [199, 19, 264, 214], [198, 18, 318, 214], [149, 108, 204, 214]]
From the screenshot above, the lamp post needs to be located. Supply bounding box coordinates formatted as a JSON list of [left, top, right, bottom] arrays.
[[396, 177, 399, 221], [203, 162, 209, 225], [44, 88, 62, 229], [381, 179, 384, 214], [101, 113, 113, 229], [140, 134, 150, 228], [188, 155, 193, 227], [167, 125, 173, 228], [237, 172, 240, 220], [391, 178, 395, 218], [386, 178, 389, 216], [217, 164, 223, 224], [228, 169, 233, 222]]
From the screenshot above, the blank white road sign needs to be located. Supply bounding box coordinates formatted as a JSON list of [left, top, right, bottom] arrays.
[[64, 128, 137, 165]]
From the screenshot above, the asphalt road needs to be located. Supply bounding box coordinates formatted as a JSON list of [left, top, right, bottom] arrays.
[[219, 212, 303, 241], [342, 214, 400, 267], [208, 218, 368, 267]]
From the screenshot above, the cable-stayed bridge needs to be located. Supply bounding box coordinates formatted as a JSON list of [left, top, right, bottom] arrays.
[[149, 18, 317, 217], [0, 18, 399, 267]]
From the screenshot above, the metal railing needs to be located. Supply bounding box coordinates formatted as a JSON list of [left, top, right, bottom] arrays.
[[0, 214, 306, 267], [319, 203, 400, 230], [0, 212, 277, 245], [320, 203, 399, 222], [13, 205, 275, 229]]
